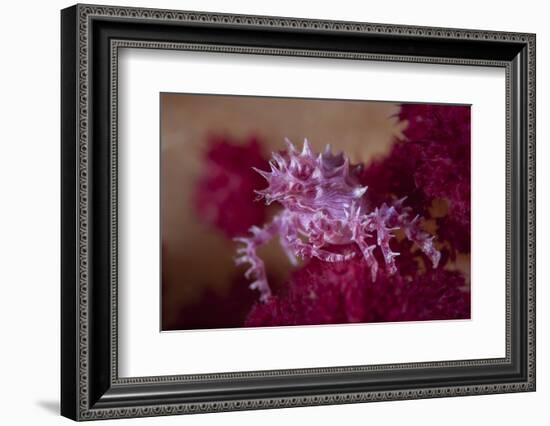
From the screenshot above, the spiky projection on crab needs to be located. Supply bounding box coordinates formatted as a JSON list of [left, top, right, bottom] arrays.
[[235, 138, 441, 302]]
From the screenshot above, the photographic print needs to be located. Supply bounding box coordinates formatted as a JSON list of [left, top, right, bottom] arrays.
[[161, 94, 471, 331], [61, 6, 535, 418]]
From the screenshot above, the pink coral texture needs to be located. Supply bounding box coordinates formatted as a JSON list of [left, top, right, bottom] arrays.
[[245, 252, 469, 327], [235, 138, 441, 302], [193, 136, 269, 239]]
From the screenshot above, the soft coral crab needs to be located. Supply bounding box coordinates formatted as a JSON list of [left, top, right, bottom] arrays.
[[235, 138, 441, 302]]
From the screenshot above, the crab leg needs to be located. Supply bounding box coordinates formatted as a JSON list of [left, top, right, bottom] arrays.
[[234, 217, 282, 302]]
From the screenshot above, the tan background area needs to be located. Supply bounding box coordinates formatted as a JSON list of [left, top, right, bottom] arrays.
[[161, 93, 406, 327]]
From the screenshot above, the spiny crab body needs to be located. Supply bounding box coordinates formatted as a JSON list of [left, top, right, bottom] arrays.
[[235, 138, 441, 302]]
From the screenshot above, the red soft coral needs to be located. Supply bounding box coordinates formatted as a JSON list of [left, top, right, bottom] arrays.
[[399, 104, 471, 147], [400, 104, 471, 231], [245, 244, 469, 327], [360, 104, 471, 257], [193, 135, 269, 238]]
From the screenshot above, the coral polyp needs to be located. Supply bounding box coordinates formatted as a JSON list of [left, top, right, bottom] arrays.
[[235, 138, 441, 302]]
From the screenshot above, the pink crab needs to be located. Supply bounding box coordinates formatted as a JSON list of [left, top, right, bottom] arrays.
[[235, 138, 441, 302]]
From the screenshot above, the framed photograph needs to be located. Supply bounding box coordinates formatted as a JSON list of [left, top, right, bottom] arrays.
[[61, 4, 536, 421]]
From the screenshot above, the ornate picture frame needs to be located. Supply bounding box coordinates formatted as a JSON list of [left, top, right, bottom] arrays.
[[61, 3, 535, 421]]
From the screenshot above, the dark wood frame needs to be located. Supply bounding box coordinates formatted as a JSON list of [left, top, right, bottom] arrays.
[[61, 3, 536, 421]]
